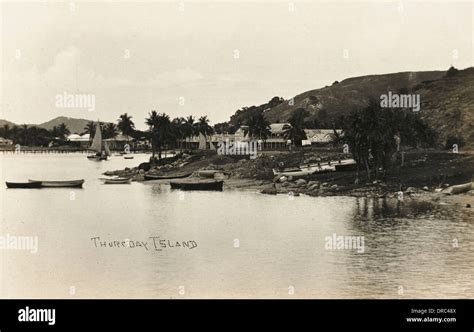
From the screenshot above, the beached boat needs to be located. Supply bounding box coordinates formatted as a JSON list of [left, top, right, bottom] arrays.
[[273, 159, 356, 177], [198, 169, 228, 178], [170, 179, 224, 191], [442, 182, 472, 195], [334, 160, 357, 172], [144, 173, 192, 181], [6, 181, 42, 189], [102, 177, 131, 184], [28, 179, 84, 188], [87, 122, 111, 161], [273, 164, 335, 177]]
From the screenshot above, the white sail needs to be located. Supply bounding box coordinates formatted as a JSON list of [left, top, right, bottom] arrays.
[[198, 132, 207, 150], [90, 124, 102, 152], [103, 141, 111, 157]]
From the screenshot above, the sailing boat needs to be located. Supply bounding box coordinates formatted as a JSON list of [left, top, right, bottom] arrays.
[[87, 122, 111, 161]]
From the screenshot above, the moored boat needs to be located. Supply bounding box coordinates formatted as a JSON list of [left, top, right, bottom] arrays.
[[6, 181, 42, 189], [124, 156, 134, 159], [144, 173, 192, 181], [102, 177, 131, 184], [28, 179, 85, 188], [87, 121, 111, 161], [170, 179, 223, 191]]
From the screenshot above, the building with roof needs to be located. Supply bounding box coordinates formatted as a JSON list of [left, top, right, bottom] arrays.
[[0, 137, 13, 146], [304, 129, 342, 144]]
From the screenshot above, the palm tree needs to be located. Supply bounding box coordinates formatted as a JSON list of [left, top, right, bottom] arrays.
[[244, 113, 271, 140], [83, 121, 96, 141], [285, 108, 308, 147], [171, 117, 186, 151], [19, 124, 29, 146], [57, 123, 70, 139], [194, 116, 213, 150], [117, 113, 135, 138], [1, 124, 11, 139], [103, 123, 119, 139], [145, 111, 171, 161], [183, 115, 196, 148]]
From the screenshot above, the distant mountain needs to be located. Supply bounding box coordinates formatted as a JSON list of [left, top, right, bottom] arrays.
[[36, 116, 95, 134]]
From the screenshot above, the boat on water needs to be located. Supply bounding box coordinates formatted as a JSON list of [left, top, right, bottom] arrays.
[[169, 179, 224, 191], [102, 177, 131, 184], [28, 179, 84, 188], [6, 181, 42, 189], [144, 173, 193, 181], [124, 156, 134, 160], [87, 122, 111, 161]]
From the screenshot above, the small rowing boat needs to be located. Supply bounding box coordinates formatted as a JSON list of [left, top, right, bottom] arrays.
[[198, 169, 228, 178], [144, 173, 192, 181], [6, 181, 42, 189], [102, 177, 131, 184], [442, 182, 472, 195], [170, 179, 223, 191], [28, 179, 85, 188], [124, 156, 134, 159]]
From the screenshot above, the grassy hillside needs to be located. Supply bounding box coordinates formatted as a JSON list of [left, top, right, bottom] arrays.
[[416, 67, 474, 147], [264, 70, 445, 124]]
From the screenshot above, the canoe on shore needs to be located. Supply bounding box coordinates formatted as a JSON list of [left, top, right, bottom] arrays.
[[6, 181, 42, 189], [334, 162, 357, 172], [102, 177, 131, 184], [274, 159, 356, 177], [28, 179, 84, 188], [273, 165, 336, 177], [170, 179, 223, 191], [198, 170, 229, 178], [144, 173, 193, 181], [441, 182, 472, 195]]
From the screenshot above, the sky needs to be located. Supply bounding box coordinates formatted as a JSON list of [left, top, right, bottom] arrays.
[[1, 0, 472, 130]]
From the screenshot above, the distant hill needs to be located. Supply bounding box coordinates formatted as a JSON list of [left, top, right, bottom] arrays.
[[416, 67, 474, 146], [0, 119, 17, 128], [0, 116, 114, 135], [226, 67, 473, 146], [36, 116, 95, 134], [263, 70, 446, 124]]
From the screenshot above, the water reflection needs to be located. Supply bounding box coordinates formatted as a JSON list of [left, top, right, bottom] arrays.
[[1, 154, 473, 298]]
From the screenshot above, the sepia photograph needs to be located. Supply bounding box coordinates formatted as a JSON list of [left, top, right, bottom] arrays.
[[0, 0, 473, 328]]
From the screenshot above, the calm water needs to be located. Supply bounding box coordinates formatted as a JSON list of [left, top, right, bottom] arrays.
[[0, 153, 473, 298]]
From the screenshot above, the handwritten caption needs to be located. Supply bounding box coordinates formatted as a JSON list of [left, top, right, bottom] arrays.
[[91, 236, 198, 251]]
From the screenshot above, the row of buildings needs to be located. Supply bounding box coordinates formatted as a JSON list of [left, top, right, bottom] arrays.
[[1, 123, 339, 150], [181, 124, 341, 150]]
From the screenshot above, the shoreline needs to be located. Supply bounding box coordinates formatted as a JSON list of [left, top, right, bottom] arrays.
[[102, 149, 474, 208]]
